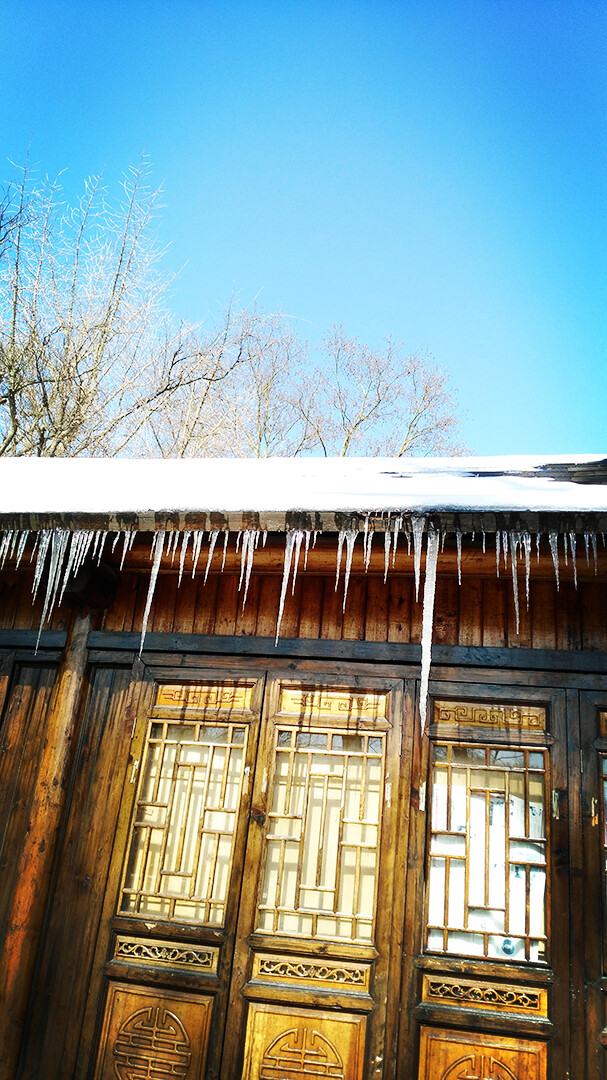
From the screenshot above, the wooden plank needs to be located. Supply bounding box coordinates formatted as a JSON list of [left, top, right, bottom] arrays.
[[341, 575, 366, 640], [297, 576, 324, 639], [236, 572, 261, 637], [103, 571, 139, 632], [150, 573, 178, 633], [320, 576, 344, 640], [387, 577, 411, 643], [171, 571, 198, 634], [457, 577, 482, 647], [255, 577, 281, 639], [0, 612, 92, 1079], [213, 573, 239, 636], [531, 580, 557, 650], [482, 579, 506, 647], [555, 581, 582, 652], [432, 577, 458, 645], [581, 581, 607, 650], [192, 574, 219, 635], [506, 573, 532, 648], [86, 630, 607, 674], [364, 576, 389, 642]]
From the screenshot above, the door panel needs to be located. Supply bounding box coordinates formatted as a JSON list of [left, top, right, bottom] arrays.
[[91, 670, 409, 1080]]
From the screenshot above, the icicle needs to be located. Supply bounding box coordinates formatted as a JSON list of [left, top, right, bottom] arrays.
[[111, 532, 121, 553], [15, 530, 29, 568], [235, 531, 242, 554], [411, 515, 426, 602], [312, 531, 319, 548], [535, 533, 541, 562], [456, 530, 462, 586], [482, 530, 486, 554], [140, 531, 166, 654], [590, 532, 598, 574], [392, 515, 401, 567], [563, 532, 568, 567], [120, 530, 136, 570], [304, 530, 311, 569], [32, 531, 52, 602], [203, 530, 219, 583], [363, 515, 370, 566], [239, 529, 259, 607], [440, 532, 446, 554], [178, 531, 191, 586], [30, 531, 41, 561], [364, 527, 374, 571], [37, 529, 71, 646], [495, 532, 501, 578], [276, 531, 298, 643], [383, 528, 391, 583], [221, 530, 229, 571], [419, 529, 440, 733], [58, 531, 87, 607], [509, 531, 520, 635], [569, 531, 577, 589], [502, 530, 508, 569], [548, 530, 560, 592], [191, 530, 204, 578], [290, 530, 305, 595], [335, 530, 346, 591], [342, 529, 358, 611], [169, 530, 180, 563], [522, 531, 532, 609], [584, 532, 590, 566], [262, 530, 268, 547], [0, 531, 13, 567]]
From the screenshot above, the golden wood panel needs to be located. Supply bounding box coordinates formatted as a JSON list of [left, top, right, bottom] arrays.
[[418, 1026, 547, 1080], [241, 1003, 367, 1080], [252, 953, 369, 990], [156, 683, 253, 711], [278, 687, 387, 722], [93, 983, 212, 1080], [599, 711, 607, 735], [421, 975, 547, 1016], [434, 701, 546, 730], [114, 935, 219, 973]]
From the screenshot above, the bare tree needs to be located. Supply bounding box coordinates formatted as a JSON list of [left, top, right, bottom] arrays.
[[0, 161, 463, 459]]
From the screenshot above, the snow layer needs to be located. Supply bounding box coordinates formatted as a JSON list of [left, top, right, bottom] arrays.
[[0, 455, 607, 515]]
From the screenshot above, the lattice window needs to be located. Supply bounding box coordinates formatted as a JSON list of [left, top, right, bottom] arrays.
[[120, 718, 248, 924], [425, 742, 547, 962], [256, 728, 385, 942]]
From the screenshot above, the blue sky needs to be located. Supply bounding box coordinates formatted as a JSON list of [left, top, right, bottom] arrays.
[[4, 0, 606, 455]]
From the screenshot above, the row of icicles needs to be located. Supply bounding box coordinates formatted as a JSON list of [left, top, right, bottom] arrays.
[[1, 519, 603, 730]]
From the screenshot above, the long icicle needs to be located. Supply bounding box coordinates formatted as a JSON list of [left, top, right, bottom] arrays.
[[419, 529, 440, 733], [140, 531, 166, 654]]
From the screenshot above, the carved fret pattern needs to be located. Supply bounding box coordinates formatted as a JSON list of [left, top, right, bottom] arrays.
[[423, 975, 545, 1014], [260, 1027, 344, 1079], [114, 1006, 192, 1080], [115, 936, 218, 972], [156, 683, 253, 711], [279, 687, 386, 721], [434, 701, 545, 730], [257, 958, 366, 985]]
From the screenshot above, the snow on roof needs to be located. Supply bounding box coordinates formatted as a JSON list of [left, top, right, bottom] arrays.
[[0, 455, 606, 516]]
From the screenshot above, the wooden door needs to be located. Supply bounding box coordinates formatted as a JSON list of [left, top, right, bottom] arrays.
[[89, 668, 409, 1080], [402, 682, 570, 1080]]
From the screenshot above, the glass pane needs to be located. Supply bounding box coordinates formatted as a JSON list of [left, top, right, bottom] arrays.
[[426, 739, 547, 963], [256, 725, 386, 944], [120, 717, 248, 925]]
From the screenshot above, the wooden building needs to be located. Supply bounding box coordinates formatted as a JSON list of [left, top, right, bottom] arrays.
[[1, 454, 607, 1080]]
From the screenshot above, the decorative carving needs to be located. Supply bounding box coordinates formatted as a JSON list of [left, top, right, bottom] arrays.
[[418, 1027, 546, 1080], [113, 1006, 192, 1079], [115, 936, 218, 972], [260, 1027, 344, 1079], [156, 683, 253, 711], [255, 956, 367, 987], [422, 975, 546, 1016], [93, 985, 212, 1080], [433, 701, 545, 730], [279, 687, 386, 721]]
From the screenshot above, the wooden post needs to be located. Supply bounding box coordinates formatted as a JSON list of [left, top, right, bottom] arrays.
[[0, 610, 92, 1078]]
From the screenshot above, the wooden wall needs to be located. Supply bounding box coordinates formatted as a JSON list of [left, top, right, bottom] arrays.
[[0, 564, 605, 651]]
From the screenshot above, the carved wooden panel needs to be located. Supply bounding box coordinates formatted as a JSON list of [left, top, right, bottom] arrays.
[[93, 983, 212, 1080], [421, 974, 547, 1016], [278, 686, 387, 722], [114, 935, 219, 973], [156, 682, 254, 712], [434, 701, 546, 731], [241, 1003, 366, 1080], [418, 1027, 547, 1080], [252, 953, 370, 990]]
